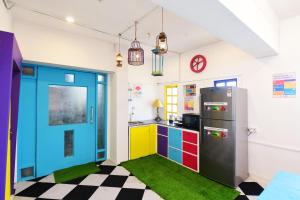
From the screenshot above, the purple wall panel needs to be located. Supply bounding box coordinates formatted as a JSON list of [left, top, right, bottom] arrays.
[[0, 31, 22, 199], [10, 35, 22, 193]]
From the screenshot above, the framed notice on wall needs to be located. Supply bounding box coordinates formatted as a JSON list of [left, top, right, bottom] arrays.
[[184, 84, 196, 111], [273, 72, 296, 98]]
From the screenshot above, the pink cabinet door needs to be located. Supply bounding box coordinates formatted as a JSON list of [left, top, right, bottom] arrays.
[[183, 152, 198, 171], [183, 142, 198, 155], [182, 131, 198, 144]]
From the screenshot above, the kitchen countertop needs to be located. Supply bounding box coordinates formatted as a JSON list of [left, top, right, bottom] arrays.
[[128, 120, 199, 132]]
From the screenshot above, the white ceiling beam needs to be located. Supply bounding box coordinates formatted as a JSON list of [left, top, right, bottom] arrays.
[[151, 0, 279, 58]]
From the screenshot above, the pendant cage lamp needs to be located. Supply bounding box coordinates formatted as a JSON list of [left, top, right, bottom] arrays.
[[128, 21, 144, 66], [116, 33, 123, 67], [151, 47, 164, 76], [156, 7, 168, 54]]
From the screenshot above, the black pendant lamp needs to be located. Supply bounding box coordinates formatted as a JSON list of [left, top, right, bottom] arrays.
[[156, 7, 168, 54], [128, 21, 144, 66]]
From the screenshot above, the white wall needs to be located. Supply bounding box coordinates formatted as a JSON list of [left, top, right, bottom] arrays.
[[0, 2, 12, 32], [128, 58, 159, 121], [13, 20, 115, 72], [157, 15, 300, 182]]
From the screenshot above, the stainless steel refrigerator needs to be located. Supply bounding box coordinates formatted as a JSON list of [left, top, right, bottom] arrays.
[[199, 87, 248, 187]]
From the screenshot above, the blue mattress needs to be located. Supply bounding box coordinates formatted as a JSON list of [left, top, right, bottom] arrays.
[[258, 171, 300, 200]]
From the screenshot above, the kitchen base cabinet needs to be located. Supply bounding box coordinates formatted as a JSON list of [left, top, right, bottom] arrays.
[[157, 135, 168, 157], [162, 125, 199, 172], [129, 124, 157, 160]]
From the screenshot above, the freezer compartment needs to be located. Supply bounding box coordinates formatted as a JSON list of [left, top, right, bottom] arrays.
[[200, 118, 236, 187], [200, 87, 235, 120]]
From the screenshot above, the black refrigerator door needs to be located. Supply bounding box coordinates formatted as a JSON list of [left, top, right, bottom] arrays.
[[200, 118, 235, 187], [200, 87, 235, 121]]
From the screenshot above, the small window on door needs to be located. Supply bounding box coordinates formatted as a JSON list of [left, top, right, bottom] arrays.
[[22, 66, 35, 76], [64, 130, 74, 157], [48, 85, 87, 125], [214, 78, 237, 87], [164, 84, 178, 120], [65, 74, 75, 83]]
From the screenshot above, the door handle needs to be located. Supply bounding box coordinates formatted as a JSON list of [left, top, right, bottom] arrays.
[[90, 106, 94, 124]]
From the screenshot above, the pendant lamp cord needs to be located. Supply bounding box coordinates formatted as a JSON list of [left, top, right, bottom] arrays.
[[162, 7, 164, 32], [134, 21, 137, 40], [118, 33, 121, 51]]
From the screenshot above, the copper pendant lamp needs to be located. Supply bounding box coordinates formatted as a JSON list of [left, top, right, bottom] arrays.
[[128, 21, 144, 66]]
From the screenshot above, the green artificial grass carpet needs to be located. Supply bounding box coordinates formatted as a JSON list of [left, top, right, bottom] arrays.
[[121, 155, 239, 200], [54, 162, 100, 183]]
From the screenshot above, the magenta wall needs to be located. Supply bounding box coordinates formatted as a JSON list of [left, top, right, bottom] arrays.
[[0, 31, 22, 199]]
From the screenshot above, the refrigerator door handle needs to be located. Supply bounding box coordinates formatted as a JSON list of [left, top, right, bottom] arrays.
[[200, 119, 205, 145]]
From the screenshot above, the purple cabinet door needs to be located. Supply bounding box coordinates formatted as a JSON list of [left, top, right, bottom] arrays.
[[157, 125, 168, 136], [158, 135, 168, 157]]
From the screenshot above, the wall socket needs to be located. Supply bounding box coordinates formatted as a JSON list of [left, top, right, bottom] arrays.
[[248, 127, 257, 136]]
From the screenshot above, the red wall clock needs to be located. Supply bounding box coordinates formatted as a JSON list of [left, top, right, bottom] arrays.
[[190, 55, 207, 73]]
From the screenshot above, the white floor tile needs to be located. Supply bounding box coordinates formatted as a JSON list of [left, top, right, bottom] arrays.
[[39, 183, 76, 199], [142, 189, 162, 200], [101, 160, 117, 166], [236, 187, 245, 195], [89, 186, 121, 200], [79, 174, 108, 186], [39, 174, 55, 183], [123, 176, 146, 189], [14, 181, 35, 194], [247, 195, 258, 200], [110, 166, 130, 176], [13, 196, 36, 200]]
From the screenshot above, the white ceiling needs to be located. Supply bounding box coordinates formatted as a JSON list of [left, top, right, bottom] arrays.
[[267, 0, 300, 19], [10, 0, 220, 54]]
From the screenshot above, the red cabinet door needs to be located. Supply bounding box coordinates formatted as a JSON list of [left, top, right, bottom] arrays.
[[183, 131, 198, 144], [183, 152, 198, 171], [183, 142, 198, 155]]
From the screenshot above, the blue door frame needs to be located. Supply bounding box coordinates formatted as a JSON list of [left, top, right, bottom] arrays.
[[17, 63, 108, 181]]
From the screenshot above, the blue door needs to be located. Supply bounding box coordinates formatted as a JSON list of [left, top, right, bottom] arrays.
[[36, 67, 96, 177]]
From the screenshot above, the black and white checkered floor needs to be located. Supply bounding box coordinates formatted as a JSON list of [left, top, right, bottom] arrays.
[[14, 160, 264, 200]]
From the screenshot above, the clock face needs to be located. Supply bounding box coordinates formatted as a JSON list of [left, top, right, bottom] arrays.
[[190, 55, 207, 73]]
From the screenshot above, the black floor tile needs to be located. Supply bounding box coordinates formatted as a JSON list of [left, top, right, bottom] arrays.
[[116, 188, 145, 200], [62, 175, 88, 184], [16, 182, 55, 197], [235, 195, 249, 200], [101, 175, 128, 187], [239, 182, 264, 196], [30, 176, 47, 182], [63, 185, 98, 200], [97, 165, 116, 174]]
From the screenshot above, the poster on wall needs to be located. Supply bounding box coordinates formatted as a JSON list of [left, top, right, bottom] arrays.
[[273, 72, 296, 97], [184, 84, 196, 111], [133, 84, 143, 98], [184, 84, 196, 96], [184, 97, 195, 111]]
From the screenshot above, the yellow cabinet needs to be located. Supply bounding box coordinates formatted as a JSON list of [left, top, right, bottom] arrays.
[[130, 124, 157, 160]]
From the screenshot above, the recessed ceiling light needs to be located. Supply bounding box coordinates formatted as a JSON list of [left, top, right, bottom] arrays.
[[65, 16, 75, 23]]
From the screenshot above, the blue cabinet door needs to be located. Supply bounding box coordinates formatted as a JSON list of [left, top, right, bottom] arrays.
[[168, 147, 182, 164], [168, 128, 182, 150]]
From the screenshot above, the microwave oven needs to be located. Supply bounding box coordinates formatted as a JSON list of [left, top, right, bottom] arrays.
[[182, 113, 200, 131]]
